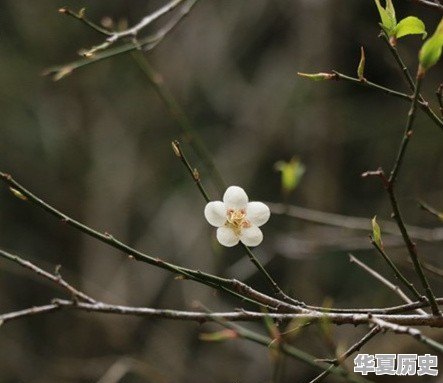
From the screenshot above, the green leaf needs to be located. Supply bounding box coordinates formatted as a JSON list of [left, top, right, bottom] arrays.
[[274, 157, 305, 195], [371, 216, 383, 249], [357, 46, 366, 80], [374, 0, 397, 34], [297, 72, 334, 81], [393, 16, 427, 39], [419, 18, 443, 72], [385, 0, 396, 24]]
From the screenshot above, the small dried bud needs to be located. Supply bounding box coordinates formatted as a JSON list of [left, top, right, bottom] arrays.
[[171, 141, 181, 157], [78, 8, 86, 18], [9, 187, 27, 201]]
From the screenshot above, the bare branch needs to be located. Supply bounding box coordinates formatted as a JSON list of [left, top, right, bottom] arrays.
[[107, 1, 184, 39], [418, 200, 443, 221], [2, 299, 443, 327], [81, 0, 189, 56], [369, 239, 423, 302], [384, 73, 441, 316], [349, 254, 426, 315], [327, 70, 443, 130], [407, 0, 443, 12], [0, 304, 60, 325], [309, 327, 381, 383], [44, 0, 199, 81], [268, 202, 443, 242], [371, 317, 443, 353], [0, 248, 95, 303]]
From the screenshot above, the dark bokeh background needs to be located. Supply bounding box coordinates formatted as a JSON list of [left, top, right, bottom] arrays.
[[0, 1, 442, 382]]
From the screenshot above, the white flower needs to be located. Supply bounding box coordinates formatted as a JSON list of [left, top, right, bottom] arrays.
[[204, 186, 270, 247]]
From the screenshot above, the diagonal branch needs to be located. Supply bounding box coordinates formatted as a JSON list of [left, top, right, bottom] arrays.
[[349, 254, 426, 315], [268, 202, 443, 242], [331, 71, 443, 130], [0, 248, 95, 303], [44, 0, 199, 81], [386, 73, 441, 316], [80, 0, 188, 56], [371, 317, 443, 353], [368, 240, 423, 302], [309, 326, 381, 383], [407, 0, 443, 12]]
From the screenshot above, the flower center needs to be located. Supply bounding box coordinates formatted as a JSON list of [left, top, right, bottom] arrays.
[[226, 208, 250, 235]]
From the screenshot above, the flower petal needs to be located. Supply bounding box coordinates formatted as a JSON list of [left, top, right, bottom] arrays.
[[246, 202, 270, 227], [204, 201, 227, 227], [223, 186, 248, 210], [216, 227, 239, 247], [239, 226, 263, 247]]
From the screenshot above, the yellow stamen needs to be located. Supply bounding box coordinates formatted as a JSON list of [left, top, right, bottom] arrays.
[[226, 209, 250, 235]]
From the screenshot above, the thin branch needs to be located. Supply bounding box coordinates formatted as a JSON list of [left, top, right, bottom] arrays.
[[380, 33, 415, 92], [171, 140, 211, 202], [331, 71, 443, 130], [389, 75, 423, 184], [308, 327, 381, 383], [349, 254, 426, 315], [44, 0, 199, 81], [0, 304, 60, 324], [0, 248, 95, 303], [58, 7, 113, 36], [418, 200, 443, 220], [379, 32, 443, 131], [268, 202, 443, 242], [371, 317, 443, 354], [369, 239, 423, 302], [406, 259, 443, 279], [107, 0, 185, 39], [2, 299, 443, 327], [421, 262, 443, 279], [332, 71, 413, 100], [385, 72, 441, 316], [408, 0, 443, 12], [81, 0, 188, 56], [305, 298, 443, 315]]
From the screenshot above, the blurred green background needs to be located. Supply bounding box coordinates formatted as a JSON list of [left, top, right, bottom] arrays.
[[0, 1, 442, 382]]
